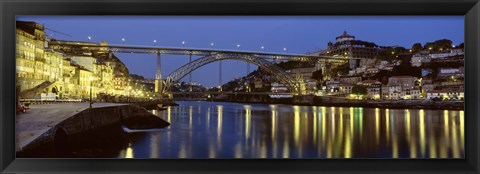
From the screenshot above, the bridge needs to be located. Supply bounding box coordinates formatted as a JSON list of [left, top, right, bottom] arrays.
[[48, 40, 362, 96]]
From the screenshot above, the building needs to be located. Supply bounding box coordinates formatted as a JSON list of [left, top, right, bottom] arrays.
[[339, 83, 354, 94], [411, 49, 464, 67], [71, 56, 97, 72], [290, 66, 317, 82], [73, 65, 94, 98], [381, 86, 389, 99], [426, 89, 464, 100], [270, 82, 292, 98], [401, 88, 422, 99], [358, 80, 382, 99], [16, 21, 125, 100], [339, 76, 362, 85], [326, 80, 340, 94], [387, 76, 417, 91], [387, 85, 402, 100], [322, 31, 382, 69], [16, 21, 47, 92], [254, 80, 263, 89]]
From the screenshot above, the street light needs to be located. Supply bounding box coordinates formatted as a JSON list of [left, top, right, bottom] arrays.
[[87, 36, 92, 42], [128, 86, 132, 103], [182, 41, 186, 48], [122, 38, 125, 45], [154, 39, 157, 46], [283, 48, 287, 53], [211, 42, 214, 48], [89, 77, 93, 108], [237, 44, 240, 50], [261, 46, 264, 51]]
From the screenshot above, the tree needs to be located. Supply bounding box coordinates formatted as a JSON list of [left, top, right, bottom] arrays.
[[377, 49, 395, 61], [352, 85, 368, 95], [378, 47, 407, 62], [456, 42, 464, 48], [411, 43, 423, 53], [424, 39, 453, 51], [311, 70, 323, 81]]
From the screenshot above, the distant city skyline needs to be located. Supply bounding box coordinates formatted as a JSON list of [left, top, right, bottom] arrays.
[[17, 16, 464, 87]]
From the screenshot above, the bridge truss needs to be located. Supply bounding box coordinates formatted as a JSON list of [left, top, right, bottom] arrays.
[[165, 53, 302, 94]]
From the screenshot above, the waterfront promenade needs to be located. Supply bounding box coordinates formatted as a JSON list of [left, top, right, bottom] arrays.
[[15, 103, 127, 152]]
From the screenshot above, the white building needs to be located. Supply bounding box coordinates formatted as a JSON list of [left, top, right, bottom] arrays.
[[426, 89, 464, 100]]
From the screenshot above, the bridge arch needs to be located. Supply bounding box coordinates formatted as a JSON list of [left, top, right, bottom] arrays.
[[166, 53, 300, 94]]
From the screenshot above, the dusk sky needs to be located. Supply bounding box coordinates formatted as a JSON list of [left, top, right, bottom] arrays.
[[17, 16, 464, 87]]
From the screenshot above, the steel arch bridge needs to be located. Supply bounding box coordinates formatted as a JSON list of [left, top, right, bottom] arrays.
[[165, 53, 301, 94], [47, 41, 359, 96]]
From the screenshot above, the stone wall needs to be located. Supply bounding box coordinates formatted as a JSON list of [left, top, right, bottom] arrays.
[[17, 104, 168, 157]]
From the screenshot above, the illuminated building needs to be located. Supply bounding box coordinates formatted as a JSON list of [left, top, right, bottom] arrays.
[[323, 31, 382, 69], [16, 21, 46, 92], [16, 20, 121, 99]]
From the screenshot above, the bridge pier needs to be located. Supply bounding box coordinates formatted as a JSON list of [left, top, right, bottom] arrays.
[[155, 52, 163, 98], [219, 60, 223, 92], [189, 53, 192, 92]]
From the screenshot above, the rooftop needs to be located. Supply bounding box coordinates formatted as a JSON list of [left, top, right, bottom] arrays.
[[336, 31, 355, 40]]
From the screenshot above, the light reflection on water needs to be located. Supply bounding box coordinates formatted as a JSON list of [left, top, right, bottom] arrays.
[[117, 101, 464, 159]]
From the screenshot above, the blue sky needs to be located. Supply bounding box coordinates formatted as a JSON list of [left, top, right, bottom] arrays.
[[17, 16, 464, 87]]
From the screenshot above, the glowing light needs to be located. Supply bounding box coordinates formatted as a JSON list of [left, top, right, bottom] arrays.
[[405, 109, 411, 143], [206, 107, 211, 129], [385, 109, 390, 144], [313, 107, 318, 144], [234, 142, 242, 158], [283, 136, 290, 158], [344, 124, 352, 158], [125, 143, 134, 158], [189, 106, 193, 128], [293, 105, 301, 147], [452, 113, 460, 158], [244, 105, 252, 140], [440, 110, 449, 158], [271, 105, 278, 158], [150, 134, 159, 158], [350, 107, 354, 139], [208, 142, 216, 158], [375, 108, 380, 145], [460, 110, 464, 151], [419, 110, 426, 157], [217, 105, 223, 143], [321, 106, 326, 146], [167, 106, 171, 123]]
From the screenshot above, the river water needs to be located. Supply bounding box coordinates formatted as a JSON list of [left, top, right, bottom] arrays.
[[116, 101, 464, 159]]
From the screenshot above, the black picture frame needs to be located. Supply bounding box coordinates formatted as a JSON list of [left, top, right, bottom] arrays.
[[1, 0, 479, 173]]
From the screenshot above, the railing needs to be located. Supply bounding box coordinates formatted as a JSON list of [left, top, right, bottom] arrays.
[[20, 98, 84, 104]]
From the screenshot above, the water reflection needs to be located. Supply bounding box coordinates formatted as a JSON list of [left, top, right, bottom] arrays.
[[118, 101, 464, 159]]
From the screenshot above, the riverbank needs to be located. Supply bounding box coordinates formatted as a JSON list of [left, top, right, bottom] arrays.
[[16, 103, 170, 157], [210, 95, 464, 110]]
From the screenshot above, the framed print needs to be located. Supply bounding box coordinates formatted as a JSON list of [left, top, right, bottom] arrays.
[[1, 0, 480, 173]]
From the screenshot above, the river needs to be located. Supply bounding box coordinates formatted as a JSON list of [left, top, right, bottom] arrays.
[[116, 101, 464, 159]]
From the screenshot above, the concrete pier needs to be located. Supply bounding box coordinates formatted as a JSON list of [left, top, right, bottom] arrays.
[[15, 103, 169, 154]]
